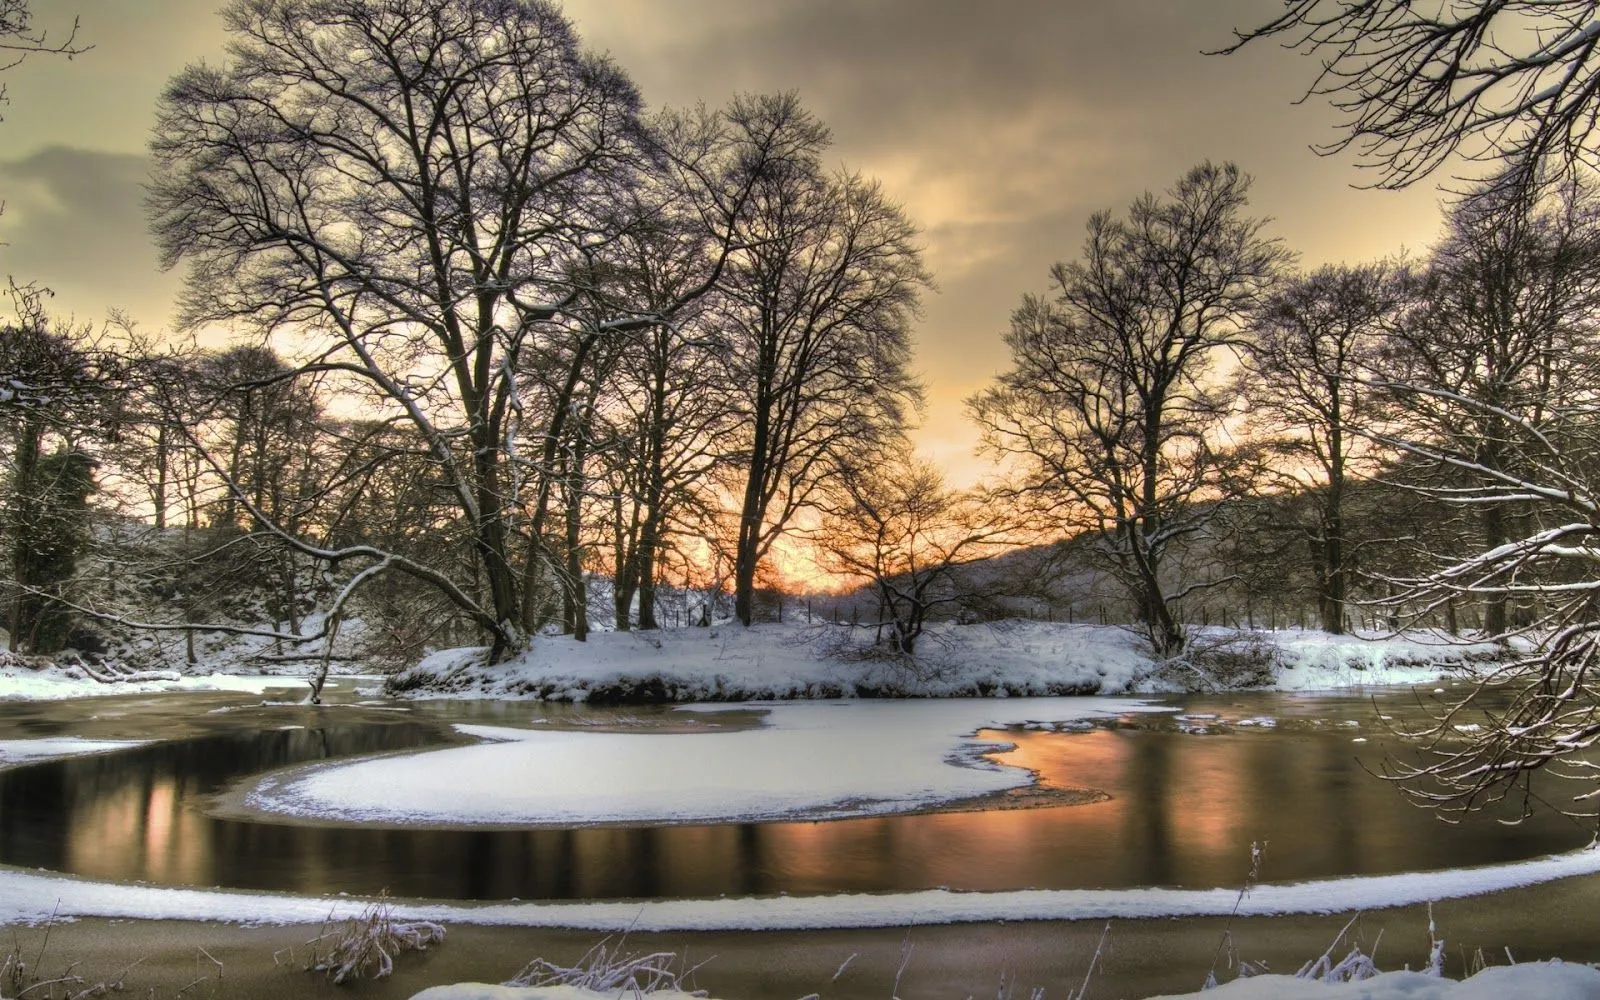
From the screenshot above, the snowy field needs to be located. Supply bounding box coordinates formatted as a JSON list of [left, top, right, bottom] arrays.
[[388, 621, 1502, 703], [245, 697, 1168, 826]]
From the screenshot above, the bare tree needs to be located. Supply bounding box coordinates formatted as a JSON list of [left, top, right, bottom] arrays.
[[812, 452, 1013, 656], [1220, 0, 1600, 190], [1372, 393, 1600, 818], [1244, 263, 1402, 633], [971, 162, 1289, 656], [1382, 175, 1600, 635], [718, 93, 929, 627], [1319, 178, 1600, 816], [0, 1, 87, 119], [504, 96, 820, 639], [0, 298, 118, 652], [149, 0, 661, 661], [598, 221, 737, 632]]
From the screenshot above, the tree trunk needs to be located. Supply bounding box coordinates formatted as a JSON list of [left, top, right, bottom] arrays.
[[562, 455, 589, 643], [636, 516, 660, 631], [734, 543, 759, 627], [471, 452, 521, 662], [1482, 503, 1508, 636], [734, 377, 774, 626], [221, 397, 249, 529], [153, 424, 169, 531], [6, 415, 43, 652], [611, 492, 635, 632], [1122, 518, 1184, 657], [1319, 500, 1347, 635]]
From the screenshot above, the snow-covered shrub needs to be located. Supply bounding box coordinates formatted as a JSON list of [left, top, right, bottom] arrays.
[[1143, 629, 1278, 691], [507, 938, 707, 998], [307, 897, 445, 984]]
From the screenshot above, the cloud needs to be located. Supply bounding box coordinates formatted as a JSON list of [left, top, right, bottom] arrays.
[[0, 1, 1452, 484], [0, 146, 181, 330], [571, 0, 1450, 485]]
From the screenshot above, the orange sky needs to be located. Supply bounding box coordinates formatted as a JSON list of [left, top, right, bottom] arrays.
[[0, 0, 1450, 488]]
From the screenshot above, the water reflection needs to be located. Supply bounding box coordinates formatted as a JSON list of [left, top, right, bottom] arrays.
[[0, 706, 1590, 902]]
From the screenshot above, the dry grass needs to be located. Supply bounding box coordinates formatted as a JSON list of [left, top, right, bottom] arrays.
[[0, 935, 134, 1000], [305, 896, 445, 985], [508, 936, 710, 998]]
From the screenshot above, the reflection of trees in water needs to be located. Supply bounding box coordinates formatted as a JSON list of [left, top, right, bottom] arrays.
[[1129, 735, 1175, 886], [0, 722, 437, 886]]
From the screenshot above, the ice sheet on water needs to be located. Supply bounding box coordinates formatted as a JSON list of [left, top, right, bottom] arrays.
[[246, 698, 1170, 827]]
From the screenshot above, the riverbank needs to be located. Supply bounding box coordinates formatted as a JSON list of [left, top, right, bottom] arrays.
[[9, 874, 1600, 999], [387, 621, 1503, 702], [0, 621, 1502, 705], [0, 630, 1573, 1000]]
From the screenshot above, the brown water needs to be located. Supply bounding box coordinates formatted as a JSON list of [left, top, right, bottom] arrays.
[[0, 687, 1589, 902]]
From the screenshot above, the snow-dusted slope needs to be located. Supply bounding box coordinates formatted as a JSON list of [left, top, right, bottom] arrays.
[[389, 621, 1500, 702]]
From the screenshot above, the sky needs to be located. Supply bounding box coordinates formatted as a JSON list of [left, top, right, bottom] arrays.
[[0, 0, 1451, 485]]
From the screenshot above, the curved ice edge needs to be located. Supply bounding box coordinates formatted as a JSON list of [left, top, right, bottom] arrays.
[[3, 844, 1599, 930]]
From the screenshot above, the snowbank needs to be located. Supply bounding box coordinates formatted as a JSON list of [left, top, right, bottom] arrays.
[[387, 622, 1501, 703], [1255, 629, 1501, 692], [1146, 962, 1600, 999], [404, 963, 1600, 1000], [0, 608, 376, 702], [0, 661, 307, 702], [5, 845, 1600, 930], [0, 737, 149, 766], [411, 989, 713, 1000], [244, 698, 1165, 826]]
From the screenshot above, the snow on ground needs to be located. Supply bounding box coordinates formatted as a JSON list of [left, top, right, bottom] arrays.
[[404, 963, 1600, 1000], [1145, 962, 1600, 999], [388, 622, 1501, 703], [1255, 629, 1501, 692], [0, 621, 1501, 704], [0, 611, 372, 702], [410, 990, 715, 1000], [4, 845, 1600, 930], [0, 663, 306, 702], [0, 736, 149, 766], [245, 698, 1167, 826]]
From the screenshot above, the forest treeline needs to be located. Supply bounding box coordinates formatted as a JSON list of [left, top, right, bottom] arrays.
[[4, 0, 1600, 675]]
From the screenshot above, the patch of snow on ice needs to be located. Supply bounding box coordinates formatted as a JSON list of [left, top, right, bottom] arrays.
[[1233, 716, 1277, 728], [246, 698, 1170, 826], [0, 737, 148, 766]]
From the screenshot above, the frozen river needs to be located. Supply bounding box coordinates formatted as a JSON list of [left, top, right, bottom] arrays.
[[0, 684, 1590, 903]]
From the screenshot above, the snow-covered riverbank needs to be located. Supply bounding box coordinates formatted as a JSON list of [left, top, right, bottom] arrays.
[[0, 621, 1502, 704], [388, 621, 1502, 702], [4, 845, 1600, 929], [409, 961, 1600, 1000], [0, 665, 303, 701]]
